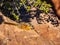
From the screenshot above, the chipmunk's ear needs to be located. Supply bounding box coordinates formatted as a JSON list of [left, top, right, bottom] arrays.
[[0, 15, 4, 24]]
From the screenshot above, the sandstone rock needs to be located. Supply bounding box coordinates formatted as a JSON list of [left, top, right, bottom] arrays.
[[51, 0, 60, 18], [0, 10, 60, 45], [46, 0, 60, 18]]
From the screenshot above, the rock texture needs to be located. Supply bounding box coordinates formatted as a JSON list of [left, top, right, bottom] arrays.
[[0, 12, 60, 45]]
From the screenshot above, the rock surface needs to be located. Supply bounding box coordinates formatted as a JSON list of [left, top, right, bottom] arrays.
[[0, 12, 60, 45]]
